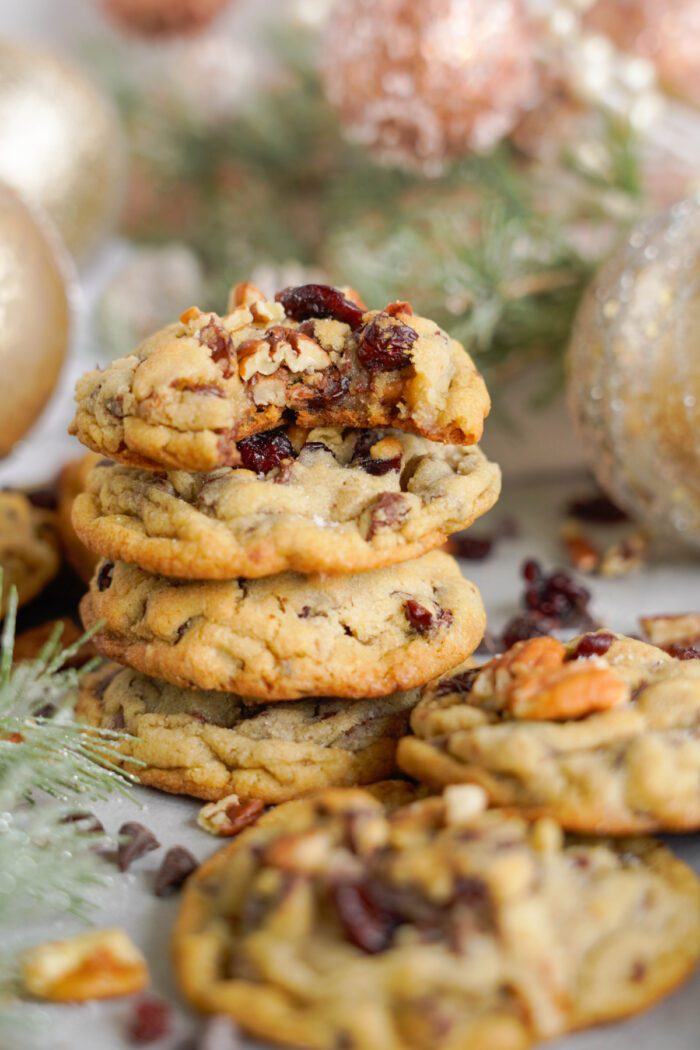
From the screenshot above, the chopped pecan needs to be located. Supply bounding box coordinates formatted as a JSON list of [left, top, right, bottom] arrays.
[[560, 523, 600, 574], [639, 612, 700, 649], [21, 928, 149, 1002], [227, 282, 265, 310], [508, 663, 629, 721], [598, 530, 650, 577], [197, 796, 265, 837]]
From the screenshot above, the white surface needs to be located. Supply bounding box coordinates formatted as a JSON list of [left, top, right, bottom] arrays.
[[2, 474, 700, 1049]]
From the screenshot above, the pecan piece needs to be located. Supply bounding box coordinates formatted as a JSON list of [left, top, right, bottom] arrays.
[[21, 929, 149, 1002], [508, 663, 629, 721], [197, 796, 265, 837]]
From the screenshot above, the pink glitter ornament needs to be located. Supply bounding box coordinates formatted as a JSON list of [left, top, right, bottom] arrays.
[[322, 0, 540, 173], [586, 0, 700, 108]]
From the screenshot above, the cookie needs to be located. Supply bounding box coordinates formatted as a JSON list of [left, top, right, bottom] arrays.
[[173, 785, 700, 1050], [71, 428, 501, 579], [69, 282, 490, 472], [0, 492, 60, 615], [77, 661, 418, 802], [80, 552, 485, 699], [57, 452, 102, 583], [398, 631, 700, 833]]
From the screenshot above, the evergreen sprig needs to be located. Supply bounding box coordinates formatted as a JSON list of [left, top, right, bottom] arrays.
[[0, 585, 136, 924]]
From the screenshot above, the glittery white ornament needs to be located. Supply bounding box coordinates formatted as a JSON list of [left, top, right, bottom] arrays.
[[567, 197, 700, 548], [322, 0, 540, 173]]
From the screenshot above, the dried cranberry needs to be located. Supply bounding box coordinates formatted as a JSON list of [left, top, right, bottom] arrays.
[[450, 534, 493, 560], [522, 559, 543, 584], [569, 632, 615, 660], [356, 313, 417, 372], [566, 493, 628, 524], [501, 611, 558, 650], [404, 600, 451, 634], [97, 561, 114, 591], [238, 428, 296, 475], [666, 643, 700, 660], [128, 997, 171, 1044], [332, 881, 397, 953], [276, 284, 365, 329]]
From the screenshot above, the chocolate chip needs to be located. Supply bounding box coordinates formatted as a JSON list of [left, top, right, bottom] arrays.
[[117, 822, 161, 872], [175, 619, 193, 643], [128, 996, 171, 1044], [61, 811, 105, 835], [154, 846, 198, 897], [97, 561, 114, 591]]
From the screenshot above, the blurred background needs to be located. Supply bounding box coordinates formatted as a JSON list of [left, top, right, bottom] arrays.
[[1, 0, 700, 491]]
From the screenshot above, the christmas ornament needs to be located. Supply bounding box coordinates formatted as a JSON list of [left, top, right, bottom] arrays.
[[567, 196, 700, 549], [0, 42, 126, 262], [97, 244, 204, 361], [585, 0, 700, 108], [103, 0, 232, 37], [321, 0, 540, 173], [0, 184, 72, 458]]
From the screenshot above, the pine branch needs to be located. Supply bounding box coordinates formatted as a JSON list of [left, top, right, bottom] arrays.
[[0, 583, 137, 922]]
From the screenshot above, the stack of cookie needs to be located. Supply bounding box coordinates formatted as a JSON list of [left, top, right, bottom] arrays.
[[70, 282, 500, 808]]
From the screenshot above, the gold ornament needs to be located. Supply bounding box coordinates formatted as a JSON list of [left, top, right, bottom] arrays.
[[103, 0, 233, 37], [567, 197, 700, 548], [586, 0, 700, 108], [0, 184, 72, 457], [0, 42, 126, 262], [321, 0, 540, 173]]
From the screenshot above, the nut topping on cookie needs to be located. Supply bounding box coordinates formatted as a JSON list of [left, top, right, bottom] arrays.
[[472, 636, 628, 720], [198, 795, 265, 837]]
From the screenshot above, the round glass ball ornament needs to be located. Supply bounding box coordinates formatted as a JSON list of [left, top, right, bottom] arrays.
[[0, 41, 126, 263], [0, 183, 72, 457], [567, 197, 700, 548]]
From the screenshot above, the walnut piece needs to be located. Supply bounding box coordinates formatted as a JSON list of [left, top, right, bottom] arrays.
[[22, 928, 149, 1002], [197, 794, 264, 837], [238, 331, 331, 381]]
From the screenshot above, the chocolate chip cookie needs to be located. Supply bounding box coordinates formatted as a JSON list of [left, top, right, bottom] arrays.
[[70, 283, 490, 472], [399, 631, 700, 833], [57, 452, 102, 583], [71, 428, 500, 578], [173, 785, 700, 1050], [77, 662, 418, 802], [0, 492, 60, 614], [80, 552, 485, 699]]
